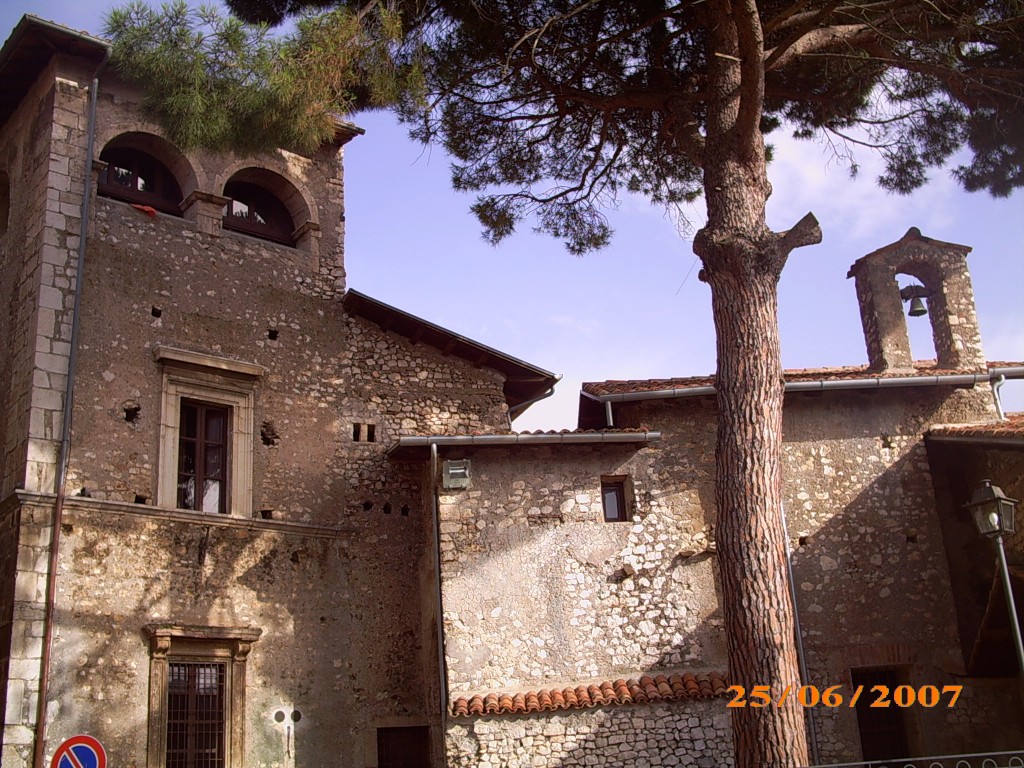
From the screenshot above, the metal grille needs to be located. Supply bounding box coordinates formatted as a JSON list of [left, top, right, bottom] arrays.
[[167, 661, 226, 768]]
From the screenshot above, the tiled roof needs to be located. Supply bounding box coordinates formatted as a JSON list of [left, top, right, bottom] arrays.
[[583, 361, 1021, 397], [450, 672, 729, 718], [929, 413, 1024, 440]]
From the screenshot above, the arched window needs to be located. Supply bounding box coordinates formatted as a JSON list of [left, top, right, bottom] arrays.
[[98, 147, 183, 216], [222, 180, 295, 246]]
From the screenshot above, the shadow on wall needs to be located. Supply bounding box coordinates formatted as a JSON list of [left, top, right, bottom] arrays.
[[45, 496, 434, 768]]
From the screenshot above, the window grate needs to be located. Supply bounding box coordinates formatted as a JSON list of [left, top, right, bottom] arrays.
[[167, 661, 227, 768]]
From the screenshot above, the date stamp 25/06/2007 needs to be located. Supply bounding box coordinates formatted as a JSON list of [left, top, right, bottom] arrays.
[[726, 684, 963, 709]]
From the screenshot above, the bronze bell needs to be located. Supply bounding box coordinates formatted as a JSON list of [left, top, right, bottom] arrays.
[[908, 296, 928, 317]]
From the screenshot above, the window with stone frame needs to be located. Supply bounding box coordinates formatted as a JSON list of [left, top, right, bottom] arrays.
[[145, 624, 261, 768], [601, 476, 633, 522], [155, 347, 264, 518]]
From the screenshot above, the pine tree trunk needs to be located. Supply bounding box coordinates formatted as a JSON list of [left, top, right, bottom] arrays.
[[707, 260, 809, 768], [692, 4, 813, 765]]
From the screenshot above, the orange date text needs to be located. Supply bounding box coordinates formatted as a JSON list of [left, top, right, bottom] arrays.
[[726, 684, 962, 709]]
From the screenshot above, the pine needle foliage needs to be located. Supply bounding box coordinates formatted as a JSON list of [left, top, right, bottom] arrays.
[[105, 1, 424, 155], [212, 0, 1024, 251]]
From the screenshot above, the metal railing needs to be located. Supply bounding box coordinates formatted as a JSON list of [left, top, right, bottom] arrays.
[[813, 751, 1024, 768]]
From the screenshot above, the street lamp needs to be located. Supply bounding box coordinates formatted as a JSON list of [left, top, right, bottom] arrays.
[[965, 479, 1024, 677]]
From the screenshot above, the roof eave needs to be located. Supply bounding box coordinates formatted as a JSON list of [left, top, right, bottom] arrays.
[[387, 431, 662, 460]]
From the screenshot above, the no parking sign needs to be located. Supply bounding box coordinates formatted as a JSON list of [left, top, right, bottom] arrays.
[[51, 735, 107, 768]]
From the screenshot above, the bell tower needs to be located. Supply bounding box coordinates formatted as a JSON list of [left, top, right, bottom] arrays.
[[847, 228, 986, 372]]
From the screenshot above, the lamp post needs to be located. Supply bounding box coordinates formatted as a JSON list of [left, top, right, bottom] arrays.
[[965, 479, 1024, 677]]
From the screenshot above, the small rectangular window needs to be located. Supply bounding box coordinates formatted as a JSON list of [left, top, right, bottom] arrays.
[[352, 422, 376, 443], [602, 481, 629, 522], [377, 726, 430, 768]]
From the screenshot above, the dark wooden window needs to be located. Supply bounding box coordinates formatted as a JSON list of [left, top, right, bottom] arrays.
[[602, 481, 629, 522], [98, 147, 183, 215], [377, 726, 430, 768], [178, 401, 230, 514], [222, 181, 294, 245], [167, 661, 227, 768], [852, 667, 910, 760]]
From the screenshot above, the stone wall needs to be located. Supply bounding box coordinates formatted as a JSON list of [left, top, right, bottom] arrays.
[[0, 55, 97, 499], [446, 702, 733, 768], [0, 53, 101, 764], [439, 382, 1015, 765], [620, 384, 1013, 761], [69, 196, 509, 522], [438, 441, 724, 697], [28, 495, 432, 767]]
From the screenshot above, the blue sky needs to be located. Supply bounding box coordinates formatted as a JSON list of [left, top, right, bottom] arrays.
[[4, 1, 1022, 429]]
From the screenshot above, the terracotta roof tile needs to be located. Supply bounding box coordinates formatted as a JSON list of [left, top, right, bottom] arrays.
[[583, 361, 1021, 397], [929, 413, 1024, 439], [450, 672, 729, 718]]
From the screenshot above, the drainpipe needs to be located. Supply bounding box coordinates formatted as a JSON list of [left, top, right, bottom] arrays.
[[430, 443, 449, 765], [780, 502, 820, 766], [580, 389, 617, 427], [991, 375, 1007, 420], [33, 52, 108, 768]]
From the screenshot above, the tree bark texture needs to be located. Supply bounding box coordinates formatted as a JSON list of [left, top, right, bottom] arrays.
[[707, 263, 809, 768], [692, 3, 811, 766]]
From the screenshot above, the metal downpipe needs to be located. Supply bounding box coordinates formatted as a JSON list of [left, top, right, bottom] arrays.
[[506, 374, 563, 425], [780, 502, 820, 765], [33, 56, 106, 768], [992, 374, 1007, 420], [430, 443, 450, 763]]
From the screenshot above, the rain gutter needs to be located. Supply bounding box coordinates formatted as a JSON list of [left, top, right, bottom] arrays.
[[507, 374, 563, 423], [587, 367, 1024, 428], [987, 365, 1024, 419], [390, 431, 662, 455], [35, 44, 109, 768]]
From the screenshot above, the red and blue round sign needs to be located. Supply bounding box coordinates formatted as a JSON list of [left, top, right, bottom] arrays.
[[51, 735, 107, 768]]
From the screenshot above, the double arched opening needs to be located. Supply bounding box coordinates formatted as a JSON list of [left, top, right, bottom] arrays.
[[97, 133, 313, 249]]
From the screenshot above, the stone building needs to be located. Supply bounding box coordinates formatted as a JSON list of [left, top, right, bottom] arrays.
[[0, 13, 1022, 768]]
